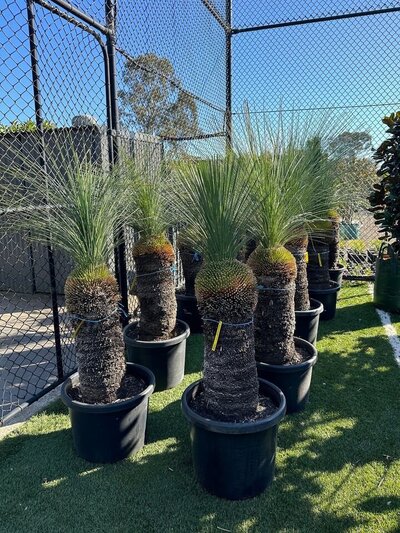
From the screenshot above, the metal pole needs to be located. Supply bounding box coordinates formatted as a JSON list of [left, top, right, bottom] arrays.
[[26, 0, 64, 380], [105, 0, 129, 324], [225, 0, 232, 150], [44, 0, 111, 34]]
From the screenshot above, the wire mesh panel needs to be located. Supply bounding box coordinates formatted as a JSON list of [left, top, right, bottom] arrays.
[[2, 0, 396, 421], [1, 0, 227, 422], [231, 2, 399, 277], [0, 0, 111, 421], [115, 0, 227, 150]]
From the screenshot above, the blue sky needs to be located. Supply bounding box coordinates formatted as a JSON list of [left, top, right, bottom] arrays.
[[1, 0, 400, 147]]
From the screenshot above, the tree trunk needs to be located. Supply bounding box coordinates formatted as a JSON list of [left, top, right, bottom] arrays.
[[248, 245, 300, 365], [196, 259, 259, 422], [133, 236, 177, 341], [178, 243, 202, 296], [307, 239, 331, 289], [65, 270, 125, 404], [329, 218, 341, 269], [286, 237, 310, 311]]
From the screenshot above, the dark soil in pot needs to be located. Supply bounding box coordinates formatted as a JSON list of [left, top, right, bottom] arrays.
[[294, 298, 324, 346], [329, 264, 345, 287], [309, 281, 340, 320], [181, 378, 286, 500], [61, 362, 155, 463], [257, 337, 318, 414], [124, 319, 190, 391], [176, 292, 202, 333]]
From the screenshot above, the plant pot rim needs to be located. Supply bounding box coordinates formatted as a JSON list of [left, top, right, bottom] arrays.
[[329, 264, 345, 273], [309, 281, 340, 294], [181, 378, 286, 434], [61, 362, 155, 413], [257, 336, 318, 374], [295, 298, 324, 317], [123, 319, 190, 349]]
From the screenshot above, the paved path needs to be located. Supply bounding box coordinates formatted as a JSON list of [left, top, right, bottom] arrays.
[[0, 292, 75, 421]]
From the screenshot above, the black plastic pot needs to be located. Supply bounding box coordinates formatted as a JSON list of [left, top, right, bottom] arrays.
[[124, 319, 190, 392], [61, 363, 155, 463], [294, 298, 324, 346], [181, 378, 286, 500], [257, 337, 318, 414], [309, 281, 340, 320], [329, 264, 345, 287], [374, 243, 400, 313], [176, 293, 202, 333]]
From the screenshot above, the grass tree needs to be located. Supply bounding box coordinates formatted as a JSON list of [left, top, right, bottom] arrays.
[[0, 144, 130, 404], [124, 159, 177, 341], [176, 234, 202, 296], [175, 155, 259, 422], [306, 139, 345, 289], [243, 117, 336, 364]]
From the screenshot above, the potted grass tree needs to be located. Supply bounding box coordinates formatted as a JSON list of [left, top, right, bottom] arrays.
[[176, 235, 203, 333], [0, 142, 155, 463], [244, 135, 320, 413], [306, 144, 343, 320], [175, 155, 286, 500], [328, 212, 346, 286], [122, 159, 190, 390]]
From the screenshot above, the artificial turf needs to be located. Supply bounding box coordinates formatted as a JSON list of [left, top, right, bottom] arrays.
[[0, 283, 399, 533]]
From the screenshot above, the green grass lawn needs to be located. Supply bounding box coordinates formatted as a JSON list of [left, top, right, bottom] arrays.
[[1, 283, 399, 533]]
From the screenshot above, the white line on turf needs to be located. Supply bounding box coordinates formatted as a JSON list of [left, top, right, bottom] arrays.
[[369, 284, 400, 368]]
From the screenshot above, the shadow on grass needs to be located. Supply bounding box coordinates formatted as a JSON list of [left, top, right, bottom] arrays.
[[0, 286, 399, 532], [0, 402, 362, 533]]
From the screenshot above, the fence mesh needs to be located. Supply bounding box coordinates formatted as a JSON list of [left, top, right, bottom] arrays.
[[1, 0, 398, 421]]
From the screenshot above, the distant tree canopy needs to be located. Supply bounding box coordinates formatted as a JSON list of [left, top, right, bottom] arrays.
[[328, 131, 372, 160], [118, 53, 199, 141], [327, 131, 374, 222]]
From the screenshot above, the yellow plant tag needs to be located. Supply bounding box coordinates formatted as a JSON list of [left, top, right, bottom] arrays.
[[304, 252, 309, 263], [211, 321, 223, 351], [72, 320, 84, 340], [318, 253, 322, 267]]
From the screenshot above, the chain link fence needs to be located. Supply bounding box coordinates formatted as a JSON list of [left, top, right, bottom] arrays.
[[1, 0, 398, 421]]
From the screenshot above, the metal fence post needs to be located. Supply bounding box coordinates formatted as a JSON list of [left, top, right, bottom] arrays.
[[225, 0, 232, 151], [26, 0, 64, 380], [105, 0, 129, 324]]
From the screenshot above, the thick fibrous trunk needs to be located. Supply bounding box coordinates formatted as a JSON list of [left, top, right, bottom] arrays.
[[134, 238, 177, 341], [65, 272, 125, 404], [329, 218, 341, 269], [178, 243, 202, 296], [286, 238, 310, 311], [248, 245, 299, 365], [307, 240, 331, 289], [196, 259, 259, 422]]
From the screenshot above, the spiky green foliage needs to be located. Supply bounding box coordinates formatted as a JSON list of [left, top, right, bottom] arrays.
[[173, 155, 256, 261], [0, 137, 129, 278], [238, 111, 345, 249], [122, 157, 171, 240]]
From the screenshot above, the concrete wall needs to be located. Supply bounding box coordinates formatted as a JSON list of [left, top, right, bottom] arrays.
[[0, 128, 162, 295]]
